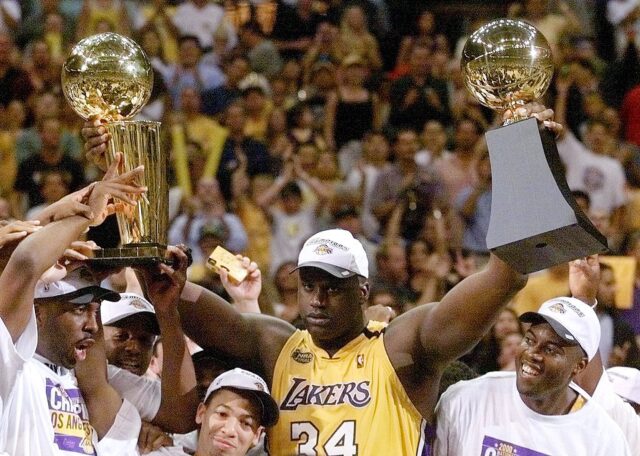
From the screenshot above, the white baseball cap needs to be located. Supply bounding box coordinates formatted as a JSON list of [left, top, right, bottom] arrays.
[[101, 293, 160, 335], [296, 229, 368, 278], [239, 72, 271, 96], [520, 297, 601, 361], [34, 267, 120, 305], [204, 368, 279, 427], [607, 0, 640, 25], [607, 366, 640, 405]]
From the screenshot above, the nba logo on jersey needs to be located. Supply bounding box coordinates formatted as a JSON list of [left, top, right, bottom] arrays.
[[292, 349, 313, 364], [357, 354, 364, 368]]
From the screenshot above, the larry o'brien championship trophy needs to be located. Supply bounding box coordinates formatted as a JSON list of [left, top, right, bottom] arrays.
[[62, 32, 168, 266], [462, 19, 608, 273]]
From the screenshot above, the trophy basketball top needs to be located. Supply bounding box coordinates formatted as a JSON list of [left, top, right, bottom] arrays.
[[62, 32, 153, 122], [462, 19, 553, 123]]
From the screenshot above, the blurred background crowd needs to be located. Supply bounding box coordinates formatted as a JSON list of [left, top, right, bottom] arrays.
[[1, 0, 640, 375]]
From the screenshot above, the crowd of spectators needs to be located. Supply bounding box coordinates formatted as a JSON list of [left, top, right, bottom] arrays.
[[2, 0, 640, 419]]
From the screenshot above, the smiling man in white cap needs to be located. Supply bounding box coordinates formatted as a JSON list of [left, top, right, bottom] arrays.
[[102, 293, 160, 376], [435, 296, 631, 455], [519, 296, 601, 363]]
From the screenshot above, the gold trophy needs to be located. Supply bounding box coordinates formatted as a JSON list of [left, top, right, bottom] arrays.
[[62, 32, 168, 266], [461, 19, 607, 273], [462, 19, 554, 123]]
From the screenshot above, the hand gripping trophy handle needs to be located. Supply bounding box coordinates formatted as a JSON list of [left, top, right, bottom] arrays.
[[100, 120, 169, 266]]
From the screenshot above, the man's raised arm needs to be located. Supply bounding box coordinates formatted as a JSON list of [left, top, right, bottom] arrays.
[[80, 122, 295, 376], [0, 154, 145, 341], [387, 253, 524, 360], [384, 103, 562, 419], [140, 247, 199, 434], [75, 311, 137, 442], [0, 216, 92, 341], [570, 256, 603, 395], [177, 261, 294, 381]]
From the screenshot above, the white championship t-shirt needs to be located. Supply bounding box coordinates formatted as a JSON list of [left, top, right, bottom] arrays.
[[435, 371, 632, 456], [107, 364, 161, 421], [592, 370, 640, 456], [0, 311, 141, 455], [556, 131, 627, 215]]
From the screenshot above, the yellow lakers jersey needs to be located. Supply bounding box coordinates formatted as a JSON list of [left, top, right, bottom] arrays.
[[269, 321, 427, 456]]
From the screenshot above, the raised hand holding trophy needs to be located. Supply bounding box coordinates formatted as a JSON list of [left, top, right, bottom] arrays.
[[462, 19, 608, 273], [62, 32, 168, 267]]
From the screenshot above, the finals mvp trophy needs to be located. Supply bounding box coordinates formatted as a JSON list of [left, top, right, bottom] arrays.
[[462, 19, 607, 273], [62, 33, 168, 266]]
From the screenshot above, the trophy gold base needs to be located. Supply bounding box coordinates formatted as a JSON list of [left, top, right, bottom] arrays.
[[485, 117, 609, 274], [87, 243, 168, 268]]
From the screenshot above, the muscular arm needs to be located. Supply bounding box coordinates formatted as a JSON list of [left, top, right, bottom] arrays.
[[148, 250, 199, 434], [567, 256, 602, 395], [384, 254, 526, 418], [75, 322, 125, 439], [0, 215, 91, 341], [154, 307, 197, 432], [146, 302, 200, 433], [178, 282, 294, 383], [387, 99, 564, 419]]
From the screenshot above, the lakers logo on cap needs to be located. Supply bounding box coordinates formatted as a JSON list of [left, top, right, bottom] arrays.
[[254, 382, 265, 391], [314, 244, 333, 255], [548, 302, 566, 314]]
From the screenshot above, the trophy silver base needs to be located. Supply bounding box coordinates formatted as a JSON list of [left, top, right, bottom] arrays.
[[87, 243, 168, 268], [485, 117, 608, 274]]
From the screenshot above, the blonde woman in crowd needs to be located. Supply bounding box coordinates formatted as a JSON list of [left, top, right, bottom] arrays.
[[335, 4, 382, 70]]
